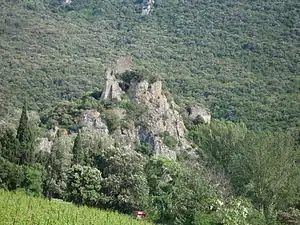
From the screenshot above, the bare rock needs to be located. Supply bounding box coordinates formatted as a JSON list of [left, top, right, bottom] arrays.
[[186, 105, 211, 124], [153, 136, 177, 161], [36, 138, 53, 153], [115, 56, 133, 74], [102, 68, 124, 101], [78, 110, 108, 134], [128, 79, 191, 157]]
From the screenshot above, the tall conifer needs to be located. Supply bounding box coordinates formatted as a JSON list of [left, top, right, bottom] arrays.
[[16, 103, 34, 165], [72, 130, 84, 165]]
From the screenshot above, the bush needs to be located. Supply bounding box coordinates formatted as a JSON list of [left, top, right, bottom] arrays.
[[0, 157, 24, 190], [136, 144, 152, 156], [159, 131, 178, 149], [23, 164, 44, 197], [103, 110, 120, 134], [67, 164, 102, 206]]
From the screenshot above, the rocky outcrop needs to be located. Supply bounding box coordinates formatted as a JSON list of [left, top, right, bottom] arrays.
[[128, 80, 190, 153], [101, 57, 132, 101], [101, 68, 124, 101], [42, 66, 209, 161], [97, 69, 195, 160], [141, 0, 155, 16], [186, 105, 211, 124], [36, 126, 72, 153], [78, 110, 108, 134]]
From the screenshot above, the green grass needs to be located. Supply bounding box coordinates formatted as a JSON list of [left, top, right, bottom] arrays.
[[0, 189, 153, 225]]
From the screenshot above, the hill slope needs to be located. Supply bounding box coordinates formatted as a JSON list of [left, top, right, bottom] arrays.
[[0, 0, 299, 130], [0, 190, 153, 225]]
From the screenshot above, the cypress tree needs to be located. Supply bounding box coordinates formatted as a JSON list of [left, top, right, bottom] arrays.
[[16, 103, 35, 165], [72, 130, 84, 165]]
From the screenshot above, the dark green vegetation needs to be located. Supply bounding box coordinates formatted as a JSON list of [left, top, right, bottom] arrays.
[[1, 0, 300, 224], [0, 190, 154, 225], [0, 0, 299, 130], [1, 101, 300, 225]]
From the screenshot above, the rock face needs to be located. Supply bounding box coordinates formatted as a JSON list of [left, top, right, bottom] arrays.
[[102, 57, 132, 101], [186, 105, 211, 124], [36, 126, 72, 153], [38, 67, 209, 160], [95, 70, 196, 160], [78, 110, 108, 134], [101, 68, 124, 101], [141, 0, 155, 16], [128, 80, 191, 157]]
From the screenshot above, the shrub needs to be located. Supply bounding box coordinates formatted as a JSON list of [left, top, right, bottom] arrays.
[[103, 110, 120, 134], [159, 131, 178, 149]]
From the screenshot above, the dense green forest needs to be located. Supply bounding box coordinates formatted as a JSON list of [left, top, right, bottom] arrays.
[[0, 0, 299, 224], [0, 0, 299, 130], [0, 88, 299, 224]]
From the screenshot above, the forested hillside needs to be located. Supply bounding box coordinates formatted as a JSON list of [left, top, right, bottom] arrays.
[[0, 0, 300, 225], [0, 0, 299, 130], [0, 70, 299, 225]]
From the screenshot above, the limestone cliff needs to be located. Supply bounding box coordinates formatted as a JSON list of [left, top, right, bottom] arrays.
[[38, 63, 211, 160], [127, 79, 191, 159], [79, 67, 211, 160]]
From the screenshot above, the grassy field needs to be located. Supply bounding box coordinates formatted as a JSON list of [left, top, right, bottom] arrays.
[[0, 190, 153, 225]]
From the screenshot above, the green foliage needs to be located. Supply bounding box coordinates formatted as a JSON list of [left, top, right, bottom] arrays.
[[217, 198, 254, 225], [145, 158, 180, 224], [189, 119, 247, 170], [119, 100, 136, 112], [118, 70, 159, 88], [44, 134, 72, 199], [159, 131, 178, 149], [0, 157, 25, 190], [1, 0, 298, 130], [118, 70, 144, 86], [0, 127, 20, 164], [146, 157, 180, 195], [146, 157, 227, 225], [146, 158, 181, 223], [102, 110, 121, 134], [124, 104, 149, 127], [195, 198, 266, 225], [71, 130, 84, 165], [23, 163, 44, 197], [135, 144, 152, 156], [78, 92, 103, 110], [194, 213, 219, 225], [16, 104, 29, 143], [278, 208, 300, 225], [0, 153, 44, 196], [67, 164, 102, 206], [228, 131, 299, 224], [40, 101, 79, 129], [16, 104, 35, 165], [0, 190, 154, 225], [93, 146, 149, 213], [189, 120, 300, 224]]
